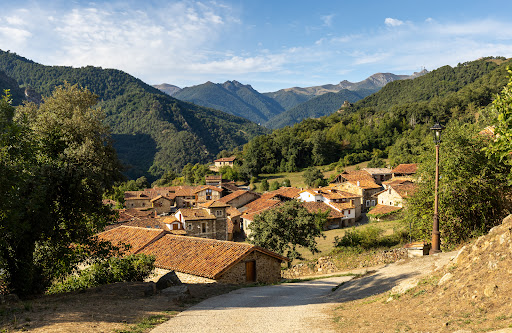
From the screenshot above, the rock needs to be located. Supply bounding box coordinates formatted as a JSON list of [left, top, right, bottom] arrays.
[[0, 294, 20, 304], [156, 271, 182, 290], [161, 285, 190, 301], [144, 282, 157, 296], [438, 273, 453, 286], [484, 284, 498, 297]]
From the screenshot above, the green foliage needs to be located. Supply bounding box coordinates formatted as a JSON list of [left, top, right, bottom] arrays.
[[249, 200, 327, 261], [405, 122, 511, 247], [333, 225, 405, 249], [151, 169, 179, 187], [303, 167, 327, 188], [486, 66, 512, 181], [269, 180, 281, 191], [282, 178, 291, 187], [259, 178, 269, 192], [46, 254, 155, 294], [0, 84, 123, 296]]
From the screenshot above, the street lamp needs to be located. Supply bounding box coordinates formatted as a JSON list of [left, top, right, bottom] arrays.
[[430, 122, 444, 254]]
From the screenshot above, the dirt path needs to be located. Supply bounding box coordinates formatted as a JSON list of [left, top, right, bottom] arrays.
[[151, 252, 456, 333]]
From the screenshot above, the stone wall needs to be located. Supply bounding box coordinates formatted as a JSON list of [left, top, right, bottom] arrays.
[[282, 248, 409, 279], [148, 268, 217, 284], [218, 251, 283, 284]]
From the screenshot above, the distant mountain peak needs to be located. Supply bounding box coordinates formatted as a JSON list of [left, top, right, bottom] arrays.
[[152, 83, 181, 96]]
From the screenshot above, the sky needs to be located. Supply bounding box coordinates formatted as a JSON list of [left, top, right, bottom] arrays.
[[1, 0, 512, 93]]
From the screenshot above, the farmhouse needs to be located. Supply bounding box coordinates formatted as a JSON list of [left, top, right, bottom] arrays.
[[97, 226, 288, 284]]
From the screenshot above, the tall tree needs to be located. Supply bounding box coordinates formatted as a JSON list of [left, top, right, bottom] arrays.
[[249, 200, 326, 262], [0, 84, 123, 296]]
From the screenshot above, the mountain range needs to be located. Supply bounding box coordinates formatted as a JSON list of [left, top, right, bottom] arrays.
[[0, 50, 267, 180], [154, 70, 428, 128]]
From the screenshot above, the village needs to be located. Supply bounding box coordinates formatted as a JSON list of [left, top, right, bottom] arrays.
[[99, 156, 419, 285]]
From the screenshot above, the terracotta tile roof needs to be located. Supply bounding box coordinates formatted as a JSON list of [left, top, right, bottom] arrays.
[[368, 204, 402, 216], [198, 200, 230, 208], [242, 197, 282, 215], [96, 226, 166, 255], [116, 208, 155, 222], [214, 156, 236, 162], [205, 175, 222, 181], [306, 188, 361, 200], [340, 170, 374, 182], [347, 179, 382, 190], [301, 202, 345, 219], [193, 185, 223, 194], [392, 163, 418, 175], [263, 187, 302, 200], [383, 178, 414, 187], [226, 207, 242, 217], [138, 234, 288, 279], [362, 168, 392, 175], [327, 202, 355, 211], [218, 190, 258, 203], [150, 195, 172, 202], [479, 126, 495, 137], [391, 182, 417, 198], [177, 208, 216, 221]]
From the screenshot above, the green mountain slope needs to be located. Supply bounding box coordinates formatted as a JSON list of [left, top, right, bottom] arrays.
[[173, 80, 284, 124], [0, 50, 268, 180], [264, 89, 365, 129], [238, 57, 512, 176], [0, 70, 24, 105]]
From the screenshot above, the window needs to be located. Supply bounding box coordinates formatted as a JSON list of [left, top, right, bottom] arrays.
[[187, 223, 192, 231], [201, 222, 207, 233], [365, 200, 370, 207], [371, 200, 376, 206], [216, 210, 223, 217]]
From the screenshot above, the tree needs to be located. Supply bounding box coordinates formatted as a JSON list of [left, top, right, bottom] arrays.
[[303, 167, 327, 188], [259, 178, 269, 192], [405, 122, 511, 247], [486, 66, 512, 181], [282, 178, 291, 187], [249, 200, 327, 261], [269, 180, 281, 191], [0, 84, 123, 296]]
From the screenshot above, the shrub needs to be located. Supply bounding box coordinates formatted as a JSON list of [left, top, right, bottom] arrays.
[[333, 225, 405, 250], [46, 254, 155, 294]]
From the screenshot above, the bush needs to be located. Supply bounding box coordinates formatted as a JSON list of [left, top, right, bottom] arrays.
[[333, 225, 405, 250], [46, 254, 155, 294]]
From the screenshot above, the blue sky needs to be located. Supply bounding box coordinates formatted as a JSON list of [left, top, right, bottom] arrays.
[[1, 0, 512, 92]]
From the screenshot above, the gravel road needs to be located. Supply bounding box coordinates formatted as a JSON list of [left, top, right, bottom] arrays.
[[150, 275, 355, 333], [151, 252, 456, 333]]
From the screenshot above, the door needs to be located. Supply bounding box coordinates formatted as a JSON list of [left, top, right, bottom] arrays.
[[245, 261, 256, 282]]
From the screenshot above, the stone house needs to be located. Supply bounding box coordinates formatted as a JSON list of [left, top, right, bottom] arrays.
[[330, 171, 383, 212], [174, 201, 229, 240], [301, 201, 345, 230], [218, 190, 260, 208], [97, 226, 288, 284], [362, 168, 393, 185], [297, 187, 362, 225], [226, 207, 242, 241], [124, 191, 174, 215], [214, 156, 236, 168], [374, 181, 417, 208]]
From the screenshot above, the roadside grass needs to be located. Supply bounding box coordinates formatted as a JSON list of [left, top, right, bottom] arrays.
[[115, 313, 177, 333], [294, 218, 404, 262]]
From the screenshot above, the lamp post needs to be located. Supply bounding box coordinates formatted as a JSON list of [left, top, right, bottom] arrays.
[[429, 123, 444, 254]]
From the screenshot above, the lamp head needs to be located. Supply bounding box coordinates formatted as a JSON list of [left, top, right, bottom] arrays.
[[430, 123, 444, 145]]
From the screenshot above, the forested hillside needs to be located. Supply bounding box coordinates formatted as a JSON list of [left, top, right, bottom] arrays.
[[0, 70, 24, 105], [0, 50, 268, 180], [238, 57, 511, 177], [264, 89, 365, 129], [173, 80, 284, 124]]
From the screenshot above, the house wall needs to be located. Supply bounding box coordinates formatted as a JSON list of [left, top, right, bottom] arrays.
[[184, 218, 227, 240], [196, 190, 221, 202], [150, 251, 283, 285], [227, 192, 260, 208], [152, 198, 172, 214], [217, 251, 283, 284], [378, 188, 403, 207], [125, 198, 151, 209]]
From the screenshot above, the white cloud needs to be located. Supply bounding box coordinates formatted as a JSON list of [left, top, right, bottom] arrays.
[[321, 14, 335, 27], [385, 18, 404, 27]]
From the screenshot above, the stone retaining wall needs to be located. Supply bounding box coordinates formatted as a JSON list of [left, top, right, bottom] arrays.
[[282, 248, 409, 279]]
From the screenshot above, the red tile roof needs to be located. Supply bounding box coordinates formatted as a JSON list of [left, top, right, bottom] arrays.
[[391, 182, 417, 198], [367, 204, 402, 216], [177, 208, 215, 221], [218, 190, 258, 204], [214, 156, 236, 162], [327, 202, 355, 211], [263, 187, 302, 200], [301, 202, 345, 219], [96, 226, 166, 255], [392, 163, 418, 175], [138, 234, 288, 279]]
